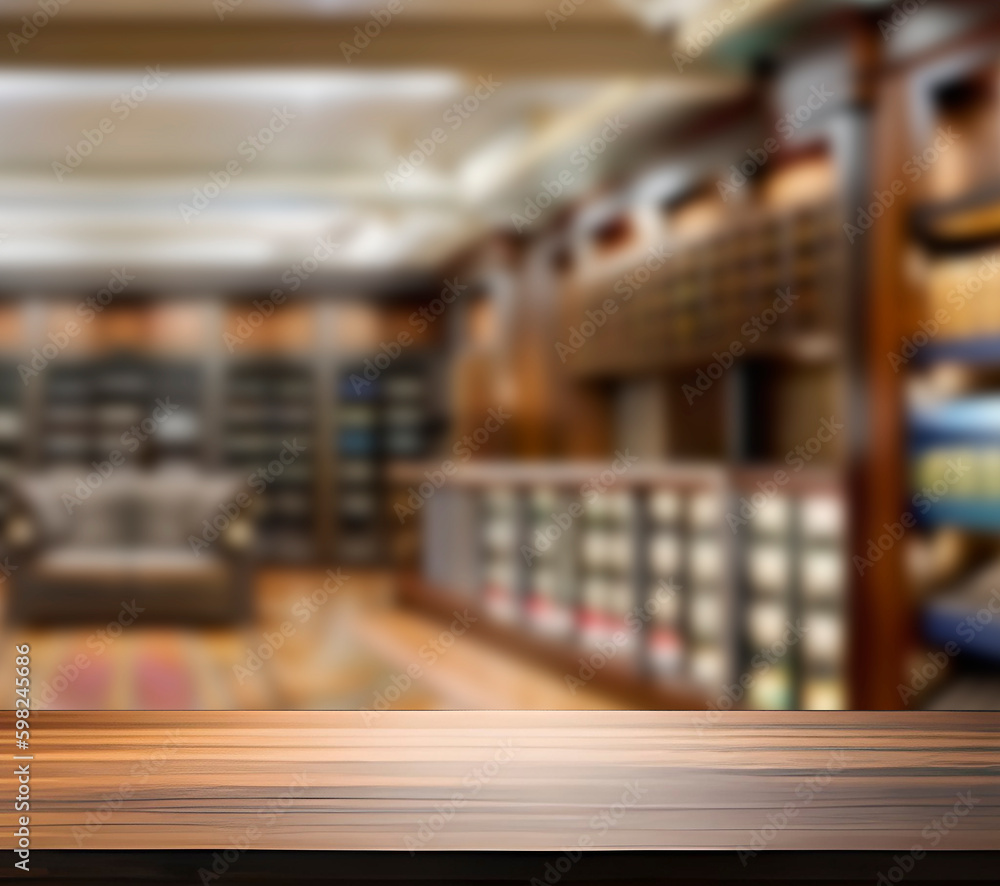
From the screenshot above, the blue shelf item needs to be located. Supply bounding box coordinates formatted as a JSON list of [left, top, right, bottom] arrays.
[[919, 500, 1000, 531], [924, 576, 1000, 664], [912, 336, 1000, 367], [909, 396, 1000, 448]]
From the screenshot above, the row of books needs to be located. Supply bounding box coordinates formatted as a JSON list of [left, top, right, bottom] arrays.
[[0, 364, 23, 526], [42, 357, 202, 465], [421, 467, 850, 709], [904, 54, 1000, 703], [21, 351, 440, 564], [223, 359, 318, 561], [335, 358, 437, 563], [564, 197, 842, 376], [740, 492, 847, 710]]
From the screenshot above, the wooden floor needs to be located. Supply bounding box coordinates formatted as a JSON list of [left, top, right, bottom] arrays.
[[0, 570, 626, 711], [3, 711, 998, 851]]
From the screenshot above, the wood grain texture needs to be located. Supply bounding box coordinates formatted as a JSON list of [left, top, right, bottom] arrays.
[[2, 711, 998, 851]]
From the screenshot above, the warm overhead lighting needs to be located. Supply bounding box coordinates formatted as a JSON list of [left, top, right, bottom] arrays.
[[0, 0, 439, 19], [0, 237, 278, 267], [614, 0, 698, 30], [0, 69, 464, 103]]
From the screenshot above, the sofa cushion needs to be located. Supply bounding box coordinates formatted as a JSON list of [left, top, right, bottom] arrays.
[[33, 546, 228, 582], [14, 467, 248, 549]]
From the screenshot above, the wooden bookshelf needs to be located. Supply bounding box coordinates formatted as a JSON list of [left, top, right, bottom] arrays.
[[400, 461, 849, 710]]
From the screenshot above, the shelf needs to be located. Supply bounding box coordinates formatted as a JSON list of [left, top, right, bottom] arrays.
[[222, 358, 318, 562], [418, 464, 851, 708], [924, 582, 1000, 663], [564, 195, 844, 379], [909, 396, 1000, 445], [911, 336, 1000, 366], [332, 356, 439, 564], [912, 181, 1000, 245], [389, 459, 727, 489], [918, 500, 1000, 531]]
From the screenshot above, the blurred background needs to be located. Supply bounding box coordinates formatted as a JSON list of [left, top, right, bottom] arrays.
[[1, 0, 998, 711]]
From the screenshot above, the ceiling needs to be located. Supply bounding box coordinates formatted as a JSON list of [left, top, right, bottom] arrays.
[[0, 0, 634, 22], [0, 2, 746, 292]]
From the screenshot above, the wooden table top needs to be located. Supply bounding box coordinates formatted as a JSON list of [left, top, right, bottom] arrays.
[[3, 711, 998, 851]]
